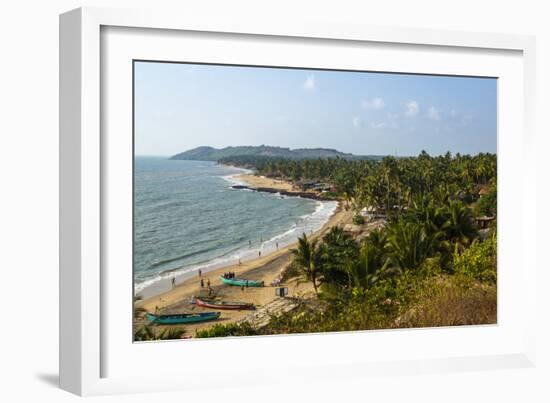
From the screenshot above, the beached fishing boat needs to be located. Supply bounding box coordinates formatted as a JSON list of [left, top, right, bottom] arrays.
[[195, 297, 255, 310], [220, 276, 264, 287], [146, 311, 220, 325]]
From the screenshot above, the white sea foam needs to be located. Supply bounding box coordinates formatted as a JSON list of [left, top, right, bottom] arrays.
[[219, 166, 253, 187], [134, 197, 338, 296]]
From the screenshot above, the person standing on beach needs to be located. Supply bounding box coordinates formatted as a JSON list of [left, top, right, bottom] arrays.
[[207, 278, 211, 288], [200, 278, 204, 288], [258, 250, 261, 258], [198, 269, 202, 278], [276, 242, 279, 250], [171, 276, 176, 288]]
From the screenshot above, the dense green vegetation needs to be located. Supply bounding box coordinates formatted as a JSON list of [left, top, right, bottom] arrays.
[[134, 324, 186, 341], [195, 151, 497, 337], [221, 151, 496, 210], [170, 145, 380, 161]]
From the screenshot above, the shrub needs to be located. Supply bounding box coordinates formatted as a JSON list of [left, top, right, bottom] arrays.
[[134, 325, 186, 341], [195, 322, 257, 338], [453, 235, 497, 283]]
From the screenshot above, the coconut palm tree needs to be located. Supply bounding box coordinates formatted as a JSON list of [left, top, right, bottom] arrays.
[[386, 220, 440, 271], [443, 200, 478, 249], [321, 227, 359, 287], [291, 233, 325, 294], [345, 242, 391, 289]]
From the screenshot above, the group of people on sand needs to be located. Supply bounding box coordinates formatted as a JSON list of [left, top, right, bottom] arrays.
[[223, 272, 236, 279], [199, 276, 214, 296]]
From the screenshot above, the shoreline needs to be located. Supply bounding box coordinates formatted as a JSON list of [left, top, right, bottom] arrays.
[[135, 173, 338, 300], [135, 200, 352, 335], [231, 173, 334, 201]]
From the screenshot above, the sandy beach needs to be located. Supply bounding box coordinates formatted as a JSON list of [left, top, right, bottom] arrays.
[[232, 174, 296, 192], [135, 175, 354, 336]]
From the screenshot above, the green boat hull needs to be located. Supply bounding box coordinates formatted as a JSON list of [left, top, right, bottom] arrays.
[[220, 276, 264, 287]]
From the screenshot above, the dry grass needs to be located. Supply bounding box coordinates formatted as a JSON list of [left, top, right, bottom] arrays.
[[395, 276, 497, 328]]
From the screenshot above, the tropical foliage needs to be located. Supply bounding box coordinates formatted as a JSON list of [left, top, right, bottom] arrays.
[[157, 151, 498, 338], [217, 150, 498, 334], [134, 324, 186, 341], [221, 151, 496, 210]]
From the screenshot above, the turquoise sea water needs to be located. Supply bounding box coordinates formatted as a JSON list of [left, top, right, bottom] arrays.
[[134, 157, 337, 295]]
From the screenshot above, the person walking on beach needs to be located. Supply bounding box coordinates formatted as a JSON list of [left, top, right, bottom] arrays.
[[258, 250, 261, 258], [207, 278, 211, 288], [241, 285, 245, 292], [200, 278, 204, 288], [198, 269, 202, 278], [276, 242, 279, 250], [171, 276, 176, 288]]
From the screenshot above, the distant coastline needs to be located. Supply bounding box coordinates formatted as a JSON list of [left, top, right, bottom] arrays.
[[170, 145, 384, 162]]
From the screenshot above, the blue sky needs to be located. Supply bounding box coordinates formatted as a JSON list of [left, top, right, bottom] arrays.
[[134, 61, 497, 157]]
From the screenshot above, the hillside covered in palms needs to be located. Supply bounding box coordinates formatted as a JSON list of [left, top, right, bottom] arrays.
[[194, 150, 498, 337], [170, 145, 382, 162]]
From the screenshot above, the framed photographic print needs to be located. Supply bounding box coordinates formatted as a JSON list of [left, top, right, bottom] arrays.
[[60, 7, 537, 396]]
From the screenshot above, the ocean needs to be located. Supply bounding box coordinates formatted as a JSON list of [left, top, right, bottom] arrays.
[[134, 157, 337, 296]]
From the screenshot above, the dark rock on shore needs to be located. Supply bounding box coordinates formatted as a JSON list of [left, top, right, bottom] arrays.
[[231, 185, 335, 201]]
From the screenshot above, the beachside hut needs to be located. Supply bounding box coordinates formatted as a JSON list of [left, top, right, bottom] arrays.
[[360, 206, 386, 221], [476, 216, 495, 229]]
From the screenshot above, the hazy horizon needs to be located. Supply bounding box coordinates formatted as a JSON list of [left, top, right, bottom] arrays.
[[134, 144, 496, 158], [134, 62, 497, 157]]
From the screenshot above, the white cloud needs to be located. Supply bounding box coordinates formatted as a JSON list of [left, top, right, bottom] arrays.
[[302, 75, 316, 91], [405, 101, 419, 117], [352, 116, 361, 128], [427, 106, 440, 121], [361, 97, 385, 110]]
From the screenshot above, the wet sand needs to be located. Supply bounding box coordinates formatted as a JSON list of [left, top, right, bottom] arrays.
[[135, 200, 354, 337]]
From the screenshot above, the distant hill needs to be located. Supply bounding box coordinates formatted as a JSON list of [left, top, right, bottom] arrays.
[[170, 145, 378, 161]]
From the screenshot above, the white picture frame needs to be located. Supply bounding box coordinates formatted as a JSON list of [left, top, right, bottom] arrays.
[[59, 6, 537, 396]]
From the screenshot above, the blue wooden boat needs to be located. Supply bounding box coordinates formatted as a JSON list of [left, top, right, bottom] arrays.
[[146, 311, 220, 325], [220, 276, 264, 287]]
